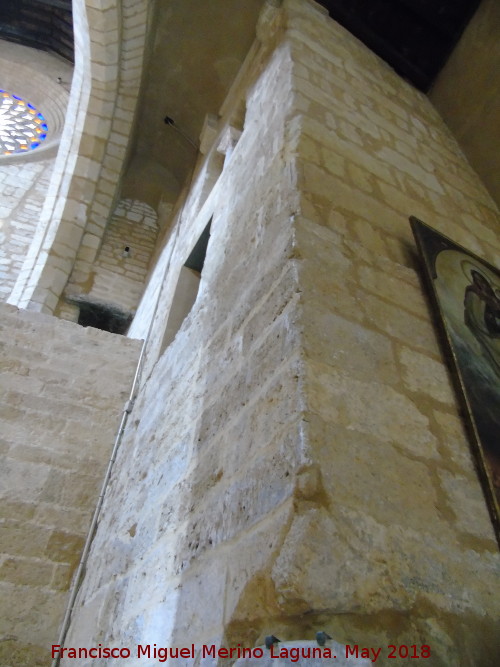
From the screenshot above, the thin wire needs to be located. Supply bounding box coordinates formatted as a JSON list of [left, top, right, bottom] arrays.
[[164, 116, 198, 150]]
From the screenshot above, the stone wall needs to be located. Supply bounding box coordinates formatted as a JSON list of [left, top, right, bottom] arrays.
[[9, 0, 153, 314], [430, 0, 500, 211], [0, 303, 141, 665], [54, 1, 499, 666], [279, 1, 500, 663], [66, 199, 159, 316], [0, 41, 72, 302], [61, 18, 304, 664], [0, 161, 54, 301]]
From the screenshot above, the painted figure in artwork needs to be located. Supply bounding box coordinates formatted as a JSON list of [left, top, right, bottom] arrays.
[[464, 269, 500, 377]]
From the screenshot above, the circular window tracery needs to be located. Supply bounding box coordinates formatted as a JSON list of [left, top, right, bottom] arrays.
[[0, 90, 48, 155]]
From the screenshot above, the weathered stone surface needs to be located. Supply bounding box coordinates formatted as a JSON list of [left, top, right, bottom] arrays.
[[306, 361, 439, 458], [303, 301, 399, 385], [2, 1, 500, 666], [399, 346, 455, 405], [0, 302, 141, 660], [57, 3, 500, 664]]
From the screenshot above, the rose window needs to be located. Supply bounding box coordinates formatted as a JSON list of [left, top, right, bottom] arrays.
[[0, 90, 48, 155]]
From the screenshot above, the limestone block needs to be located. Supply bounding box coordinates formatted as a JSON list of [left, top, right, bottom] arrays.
[[439, 468, 498, 541], [176, 448, 298, 558], [295, 217, 354, 281], [271, 507, 372, 613], [305, 360, 439, 459], [432, 410, 476, 474], [358, 265, 429, 317], [302, 302, 399, 385], [399, 346, 455, 405], [1, 520, 52, 558], [0, 458, 51, 503], [305, 417, 444, 535], [362, 292, 440, 357], [0, 303, 141, 656], [0, 556, 53, 588]]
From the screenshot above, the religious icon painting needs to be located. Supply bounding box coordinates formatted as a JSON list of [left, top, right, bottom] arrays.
[[410, 216, 500, 547]]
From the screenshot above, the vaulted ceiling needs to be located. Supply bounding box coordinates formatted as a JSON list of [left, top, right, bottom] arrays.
[[0, 0, 487, 194], [0, 0, 482, 91], [0, 0, 73, 63]]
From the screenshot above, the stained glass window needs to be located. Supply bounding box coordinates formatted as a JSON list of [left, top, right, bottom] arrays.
[[0, 90, 48, 155]]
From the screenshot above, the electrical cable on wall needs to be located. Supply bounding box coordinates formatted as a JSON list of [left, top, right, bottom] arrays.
[[164, 115, 198, 150]]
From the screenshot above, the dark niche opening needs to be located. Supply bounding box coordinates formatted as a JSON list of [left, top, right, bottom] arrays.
[[160, 218, 212, 353], [76, 300, 132, 335], [184, 220, 211, 273]]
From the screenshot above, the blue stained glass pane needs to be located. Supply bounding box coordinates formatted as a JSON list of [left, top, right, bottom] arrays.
[[0, 91, 48, 155]]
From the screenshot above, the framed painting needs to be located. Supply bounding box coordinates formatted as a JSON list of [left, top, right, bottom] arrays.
[[410, 216, 500, 545]]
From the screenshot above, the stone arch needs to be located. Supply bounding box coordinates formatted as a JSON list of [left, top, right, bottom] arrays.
[[8, 0, 152, 314], [0, 43, 72, 301]]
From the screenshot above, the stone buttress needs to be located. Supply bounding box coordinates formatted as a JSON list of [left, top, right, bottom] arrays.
[[58, 2, 500, 665]]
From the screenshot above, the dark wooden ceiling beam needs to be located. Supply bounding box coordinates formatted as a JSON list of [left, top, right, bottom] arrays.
[[396, 0, 480, 39], [25, 0, 71, 11], [317, 0, 482, 91], [0, 0, 73, 62]]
